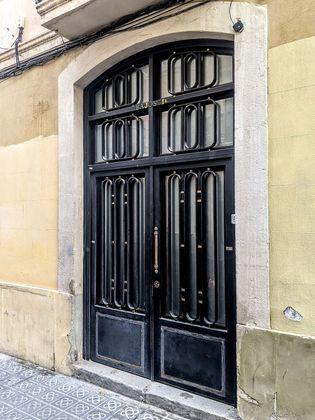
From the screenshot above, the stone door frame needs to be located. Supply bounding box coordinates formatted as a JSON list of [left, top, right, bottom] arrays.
[[57, 1, 268, 363]]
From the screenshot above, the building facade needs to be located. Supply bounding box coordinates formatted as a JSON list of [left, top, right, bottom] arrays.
[[0, 0, 314, 418]]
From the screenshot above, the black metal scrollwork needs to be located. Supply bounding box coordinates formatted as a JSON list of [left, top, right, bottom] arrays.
[[101, 174, 145, 312], [102, 66, 143, 110], [165, 168, 226, 327], [101, 115, 144, 161], [166, 99, 220, 154], [167, 50, 218, 95]]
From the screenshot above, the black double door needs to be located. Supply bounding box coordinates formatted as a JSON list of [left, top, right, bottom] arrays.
[[85, 41, 236, 405]]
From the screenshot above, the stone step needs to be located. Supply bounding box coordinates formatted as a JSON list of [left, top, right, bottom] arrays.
[[72, 360, 239, 420]]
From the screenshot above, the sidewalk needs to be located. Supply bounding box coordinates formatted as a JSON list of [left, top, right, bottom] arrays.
[[0, 354, 187, 420]]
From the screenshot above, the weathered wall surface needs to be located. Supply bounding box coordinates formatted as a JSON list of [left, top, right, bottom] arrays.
[[0, 135, 58, 288], [238, 326, 315, 420], [0, 55, 80, 147], [0, 51, 83, 289], [0, 281, 73, 374], [0, 49, 84, 371], [238, 2, 315, 418], [268, 3, 315, 335], [268, 0, 315, 48]]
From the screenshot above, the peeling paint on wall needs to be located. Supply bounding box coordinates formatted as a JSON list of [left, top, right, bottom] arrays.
[[283, 306, 303, 322]]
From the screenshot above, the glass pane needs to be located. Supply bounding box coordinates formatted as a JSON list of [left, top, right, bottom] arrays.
[[170, 56, 182, 96], [95, 124, 103, 162], [203, 53, 215, 86], [114, 75, 125, 107], [140, 64, 149, 104], [185, 54, 198, 89], [170, 108, 182, 152], [218, 55, 233, 85], [185, 105, 198, 149], [161, 110, 168, 154], [94, 115, 149, 162], [161, 59, 168, 98], [216, 97, 233, 147], [104, 83, 113, 111], [94, 89, 103, 113], [203, 102, 215, 148]]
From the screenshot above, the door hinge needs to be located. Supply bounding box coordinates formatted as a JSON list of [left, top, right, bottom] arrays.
[[231, 214, 235, 225]]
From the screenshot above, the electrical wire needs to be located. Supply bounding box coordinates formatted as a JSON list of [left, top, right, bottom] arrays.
[[229, 0, 235, 25], [0, 0, 212, 81]]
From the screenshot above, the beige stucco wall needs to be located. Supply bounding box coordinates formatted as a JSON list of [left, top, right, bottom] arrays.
[[0, 24, 84, 371], [0, 281, 73, 374], [237, 4, 315, 418], [268, 0, 315, 48], [0, 50, 83, 289], [0, 135, 58, 288], [0, 54, 82, 291], [268, 36, 315, 335], [0, 55, 80, 147], [238, 326, 315, 419]]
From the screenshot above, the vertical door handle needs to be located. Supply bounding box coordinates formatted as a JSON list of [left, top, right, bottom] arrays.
[[153, 226, 159, 274]]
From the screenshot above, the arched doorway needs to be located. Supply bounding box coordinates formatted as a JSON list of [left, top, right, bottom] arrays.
[[84, 40, 235, 404]]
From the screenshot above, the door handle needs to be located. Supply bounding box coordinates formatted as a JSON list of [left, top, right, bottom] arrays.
[[153, 226, 159, 274]]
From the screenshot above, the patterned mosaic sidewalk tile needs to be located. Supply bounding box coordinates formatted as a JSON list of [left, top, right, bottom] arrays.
[[0, 354, 187, 420]]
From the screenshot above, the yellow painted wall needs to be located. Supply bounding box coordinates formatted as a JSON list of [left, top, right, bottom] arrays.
[[0, 49, 83, 372], [0, 50, 83, 289], [0, 282, 73, 373], [267, 0, 315, 48], [268, 34, 315, 335], [0, 135, 58, 288], [0, 54, 81, 147]]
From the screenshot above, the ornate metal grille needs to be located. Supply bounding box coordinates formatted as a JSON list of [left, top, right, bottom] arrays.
[[99, 115, 148, 161], [164, 167, 225, 327], [86, 40, 235, 403], [102, 66, 144, 110], [167, 50, 217, 94], [99, 174, 146, 311], [160, 97, 233, 155], [161, 50, 233, 98]]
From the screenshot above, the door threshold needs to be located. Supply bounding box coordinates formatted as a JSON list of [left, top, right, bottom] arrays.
[[72, 360, 238, 420]]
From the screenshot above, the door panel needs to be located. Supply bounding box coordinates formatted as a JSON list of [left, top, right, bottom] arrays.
[[96, 313, 146, 370], [90, 170, 150, 377], [160, 327, 225, 394], [154, 162, 234, 401]]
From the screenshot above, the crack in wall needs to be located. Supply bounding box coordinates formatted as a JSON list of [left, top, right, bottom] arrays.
[[239, 387, 261, 407]]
